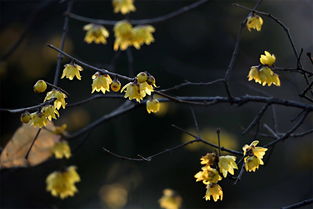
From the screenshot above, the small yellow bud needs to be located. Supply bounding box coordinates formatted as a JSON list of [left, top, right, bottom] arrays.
[[136, 72, 148, 83], [20, 112, 31, 123], [147, 75, 156, 87], [33, 80, 47, 93], [110, 79, 122, 92]]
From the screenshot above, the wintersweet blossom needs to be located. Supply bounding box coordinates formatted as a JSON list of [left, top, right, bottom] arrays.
[[248, 66, 280, 86], [52, 141, 71, 159], [33, 80, 47, 93], [246, 14, 263, 31], [61, 64, 83, 80], [260, 51, 276, 66], [112, 0, 136, 14], [44, 89, 67, 110], [91, 72, 113, 94], [83, 24, 109, 44], [243, 140, 268, 172], [218, 155, 238, 178], [204, 183, 223, 202], [146, 98, 160, 114]]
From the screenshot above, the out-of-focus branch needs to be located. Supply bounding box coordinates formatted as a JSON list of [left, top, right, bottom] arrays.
[[67, 0, 209, 25], [281, 198, 313, 209]]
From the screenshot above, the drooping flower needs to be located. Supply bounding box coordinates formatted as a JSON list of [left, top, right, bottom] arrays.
[[44, 89, 67, 110], [52, 141, 71, 159], [218, 155, 238, 178], [46, 166, 80, 199], [110, 79, 122, 92], [91, 72, 113, 94], [147, 74, 157, 87], [121, 82, 143, 102], [246, 13, 263, 31], [139, 81, 154, 97], [194, 166, 222, 184], [200, 153, 217, 166], [20, 112, 31, 123], [146, 98, 160, 114], [33, 80, 47, 93], [41, 105, 59, 121], [132, 25, 155, 49], [114, 21, 133, 51], [112, 0, 136, 14], [248, 66, 280, 86], [159, 189, 182, 209], [260, 51, 276, 66], [30, 112, 48, 128], [204, 183, 223, 202], [243, 140, 267, 172], [61, 64, 83, 80], [83, 24, 109, 44]]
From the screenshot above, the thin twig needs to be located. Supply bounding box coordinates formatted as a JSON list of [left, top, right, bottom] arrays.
[[25, 129, 42, 160], [281, 198, 313, 209]]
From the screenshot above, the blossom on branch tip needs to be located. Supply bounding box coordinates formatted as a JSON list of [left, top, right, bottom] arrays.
[[33, 80, 47, 93], [246, 14, 263, 31], [204, 183, 223, 202], [91, 72, 112, 94], [242, 140, 267, 172], [260, 51, 276, 66], [218, 155, 238, 178], [41, 105, 59, 121], [112, 0, 136, 15], [146, 98, 160, 114], [83, 24, 109, 44], [46, 166, 80, 199], [44, 89, 67, 110], [52, 141, 71, 159], [61, 64, 83, 80]]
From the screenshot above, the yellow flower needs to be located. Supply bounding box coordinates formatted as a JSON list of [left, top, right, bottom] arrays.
[[112, 0, 136, 14], [44, 89, 67, 110], [132, 25, 155, 49], [246, 14, 263, 31], [159, 189, 182, 209], [139, 81, 154, 97], [146, 98, 160, 114], [204, 183, 223, 202], [200, 153, 217, 166], [41, 105, 59, 121], [52, 141, 71, 159], [33, 80, 47, 93], [83, 24, 109, 44], [46, 166, 80, 199], [110, 79, 122, 92], [52, 124, 68, 135], [30, 112, 48, 128], [218, 155, 238, 178], [61, 64, 83, 80], [20, 112, 31, 123], [91, 72, 113, 94], [248, 66, 280, 86], [136, 72, 148, 83], [147, 74, 157, 87], [114, 21, 133, 51], [242, 140, 268, 160], [121, 82, 143, 102], [244, 155, 263, 172], [260, 51, 276, 66], [194, 166, 222, 184]]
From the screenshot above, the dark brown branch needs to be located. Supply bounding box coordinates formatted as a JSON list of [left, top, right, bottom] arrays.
[[53, 0, 73, 86], [25, 129, 42, 160], [281, 198, 313, 209], [68, 0, 209, 25]]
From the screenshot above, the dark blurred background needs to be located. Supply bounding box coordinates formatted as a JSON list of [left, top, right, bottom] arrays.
[[0, 0, 312, 208]]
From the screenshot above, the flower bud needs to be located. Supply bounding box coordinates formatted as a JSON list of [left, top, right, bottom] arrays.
[[110, 79, 122, 92], [33, 80, 47, 93], [136, 72, 148, 83], [20, 112, 31, 123]]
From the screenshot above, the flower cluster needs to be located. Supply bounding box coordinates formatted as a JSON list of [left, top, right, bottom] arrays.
[[246, 13, 263, 32], [248, 51, 280, 86], [114, 21, 155, 51], [159, 189, 182, 209], [121, 72, 156, 102], [242, 140, 267, 172], [194, 152, 238, 201], [46, 166, 80, 199]]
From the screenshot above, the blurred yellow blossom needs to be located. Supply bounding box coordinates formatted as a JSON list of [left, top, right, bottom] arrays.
[[44, 89, 67, 110], [246, 14, 263, 31], [52, 141, 71, 159], [159, 189, 182, 209], [30, 112, 48, 128], [146, 98, 160, 114], [260, 51, 276, 66], [61, 64, 83, 80], [91, 72, 113, 94], [33, 80, 47, 93], [46, 166, 80, 199], [114, 21, 133, 51], [204, 183, 223, 202], [99, 183, 128, 209], [83, 24, 109, 44], [132, 25, 155, 49], [52, 124, 68, 135], [112, 0, 136, 14]]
